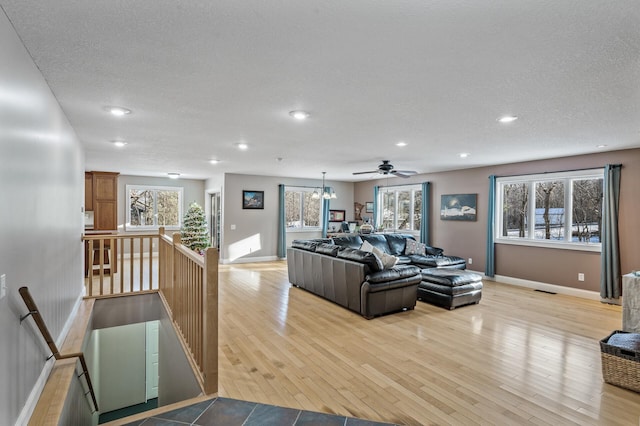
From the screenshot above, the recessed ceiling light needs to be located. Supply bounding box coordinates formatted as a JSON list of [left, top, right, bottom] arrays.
[[396, 141, 407, 147], [596, 144, 608, 148], [459, 152, 470, 158], [105, 106, 132, 116], [209, 159, 220, 164], [168, 173, 180, 179], [289, 110, 310, 120], [497, 115, 518, 123], [111, 140, 127, 147], [237, 143, 248, 150]]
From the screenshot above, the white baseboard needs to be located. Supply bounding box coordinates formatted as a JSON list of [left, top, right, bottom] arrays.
[[489, 274, 601, 301], [221, 255, 279, 264], [15, 289, 85, 426]]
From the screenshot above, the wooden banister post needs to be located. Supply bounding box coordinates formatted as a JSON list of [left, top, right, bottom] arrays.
[[202, 247, 219, 394]]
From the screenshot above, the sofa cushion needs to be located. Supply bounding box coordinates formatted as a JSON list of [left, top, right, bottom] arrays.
[[366, 265, 421, 283], [384, 234, 412, 256], [420, 268, 482, 286], [315, 243, 341, 257], [291, 240, 318, 251], [411, 255, 466, 268], [332, 235, 364, 249], [404, 238, 426, 256], [425, 246, 444, 256], [372, 246, 399, 269], [336, 247, 383, 272], [361, 234, 392, 254], [360, 240, 398, 270]]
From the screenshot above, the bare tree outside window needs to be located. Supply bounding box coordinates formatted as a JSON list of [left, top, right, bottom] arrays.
[[127, 185, 182, 229], [496, 169, 603, 247], [285, 188, 320, 229], [502, 183, 529, 237], [535, 181, 564, 240], [378, 186, 422, 231], [413, 190, 422, 230], [572, 178, 603, 242]]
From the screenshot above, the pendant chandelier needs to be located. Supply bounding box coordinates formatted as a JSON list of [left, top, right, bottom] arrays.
[[311, 171, 337, 200]]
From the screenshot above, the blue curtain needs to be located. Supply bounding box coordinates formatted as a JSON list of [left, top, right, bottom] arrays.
[[277, 184, 286, 258], [485, 175, 496, 277], [373, 186, 379, 228], [420, 182, 430, 244], [321, 188, 331, 238], [600, 164, 622, 300]]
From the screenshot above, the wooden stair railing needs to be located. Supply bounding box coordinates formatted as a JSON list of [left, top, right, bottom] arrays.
[[19, 287, 99, 413]]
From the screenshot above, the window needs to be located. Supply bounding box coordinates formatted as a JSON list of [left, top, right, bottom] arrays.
[[496, 169, 603, 250], [127, 185, 183, 230], [377, 185, 422, 231], [285, 187, 321, 231]]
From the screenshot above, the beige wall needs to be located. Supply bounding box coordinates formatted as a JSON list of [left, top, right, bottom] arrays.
[[355, 149, 640, 292]]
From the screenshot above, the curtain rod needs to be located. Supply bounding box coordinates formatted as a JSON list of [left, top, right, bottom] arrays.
[[492, 164, 621, 179]]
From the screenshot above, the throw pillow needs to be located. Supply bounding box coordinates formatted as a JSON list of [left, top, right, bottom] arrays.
[[360, 240, 375, 253], [372, 246, 399, 269], [405, 238, 426, 256]]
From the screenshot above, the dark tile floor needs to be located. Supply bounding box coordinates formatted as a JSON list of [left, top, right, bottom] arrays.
[[123, 397, 397, 426]]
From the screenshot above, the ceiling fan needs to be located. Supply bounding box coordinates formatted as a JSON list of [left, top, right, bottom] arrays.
[[352, 160, 417, 179]]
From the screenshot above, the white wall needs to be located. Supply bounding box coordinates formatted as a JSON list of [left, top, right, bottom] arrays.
[[221, 173, 354, 263], [97, 324, 147, 413], [0, 10, 84, 425]]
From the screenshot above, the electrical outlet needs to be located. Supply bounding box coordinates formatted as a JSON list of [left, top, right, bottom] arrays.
[[578, 273, 585, 281], [468, 258, 473, 265], [1, 274, 6, 299], [230, 224, 236, 230]]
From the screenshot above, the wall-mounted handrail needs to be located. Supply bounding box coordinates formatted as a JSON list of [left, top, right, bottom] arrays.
[[19, 287, 99, 413]]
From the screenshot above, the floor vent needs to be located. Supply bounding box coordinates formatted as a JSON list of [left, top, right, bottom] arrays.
[[534, 289, 557, 295]]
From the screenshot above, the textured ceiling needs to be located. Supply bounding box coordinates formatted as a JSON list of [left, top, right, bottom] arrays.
[[2, 1, 639, 181]]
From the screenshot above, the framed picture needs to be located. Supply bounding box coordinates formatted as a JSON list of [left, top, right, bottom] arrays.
[[242, 190, 264, 209], [440, 194, 477, 221], [365, 202, 374, 213], [329, 209, 345, 222]]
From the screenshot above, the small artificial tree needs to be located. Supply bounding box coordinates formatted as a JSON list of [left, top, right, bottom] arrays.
[[181, 202, 210, 253]]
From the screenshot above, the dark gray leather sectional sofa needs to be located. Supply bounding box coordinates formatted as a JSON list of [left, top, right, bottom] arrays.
[[286, 233, 466, 319]]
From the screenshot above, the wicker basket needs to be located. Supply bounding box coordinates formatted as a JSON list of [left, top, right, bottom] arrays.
[[600, 330, 640, 393]]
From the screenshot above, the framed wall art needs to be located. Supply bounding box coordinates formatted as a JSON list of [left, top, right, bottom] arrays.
[[329, 209, 345, 222], [242, 190, 264, 209], [440, 194, 477, 221]]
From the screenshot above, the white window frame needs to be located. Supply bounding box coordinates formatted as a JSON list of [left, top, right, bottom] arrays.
[[126, 185, 184, 231], [495, 169, 603, 252], [376, 184, 422, 234], [285, 186, 322, 233]]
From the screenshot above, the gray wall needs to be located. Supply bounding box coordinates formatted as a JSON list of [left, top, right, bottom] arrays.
[[221, 173, 354, 263], [0, 10, 84, 425], [354, 149, 640, 292], [117, 175, 206, 232]]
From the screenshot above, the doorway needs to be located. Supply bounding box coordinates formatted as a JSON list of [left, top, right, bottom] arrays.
[[209, 192, 221, 249]]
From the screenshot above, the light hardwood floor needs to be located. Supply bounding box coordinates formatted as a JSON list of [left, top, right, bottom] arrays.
[[216, 261, 640, 425]]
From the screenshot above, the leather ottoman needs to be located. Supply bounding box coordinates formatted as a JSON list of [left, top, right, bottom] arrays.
[[418, 268, 482, 310]]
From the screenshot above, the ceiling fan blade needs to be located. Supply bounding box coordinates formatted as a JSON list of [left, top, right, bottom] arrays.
[[352, 170, 379, 175], [393, 170, 417, 174], [390, 171, 412, 178]]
